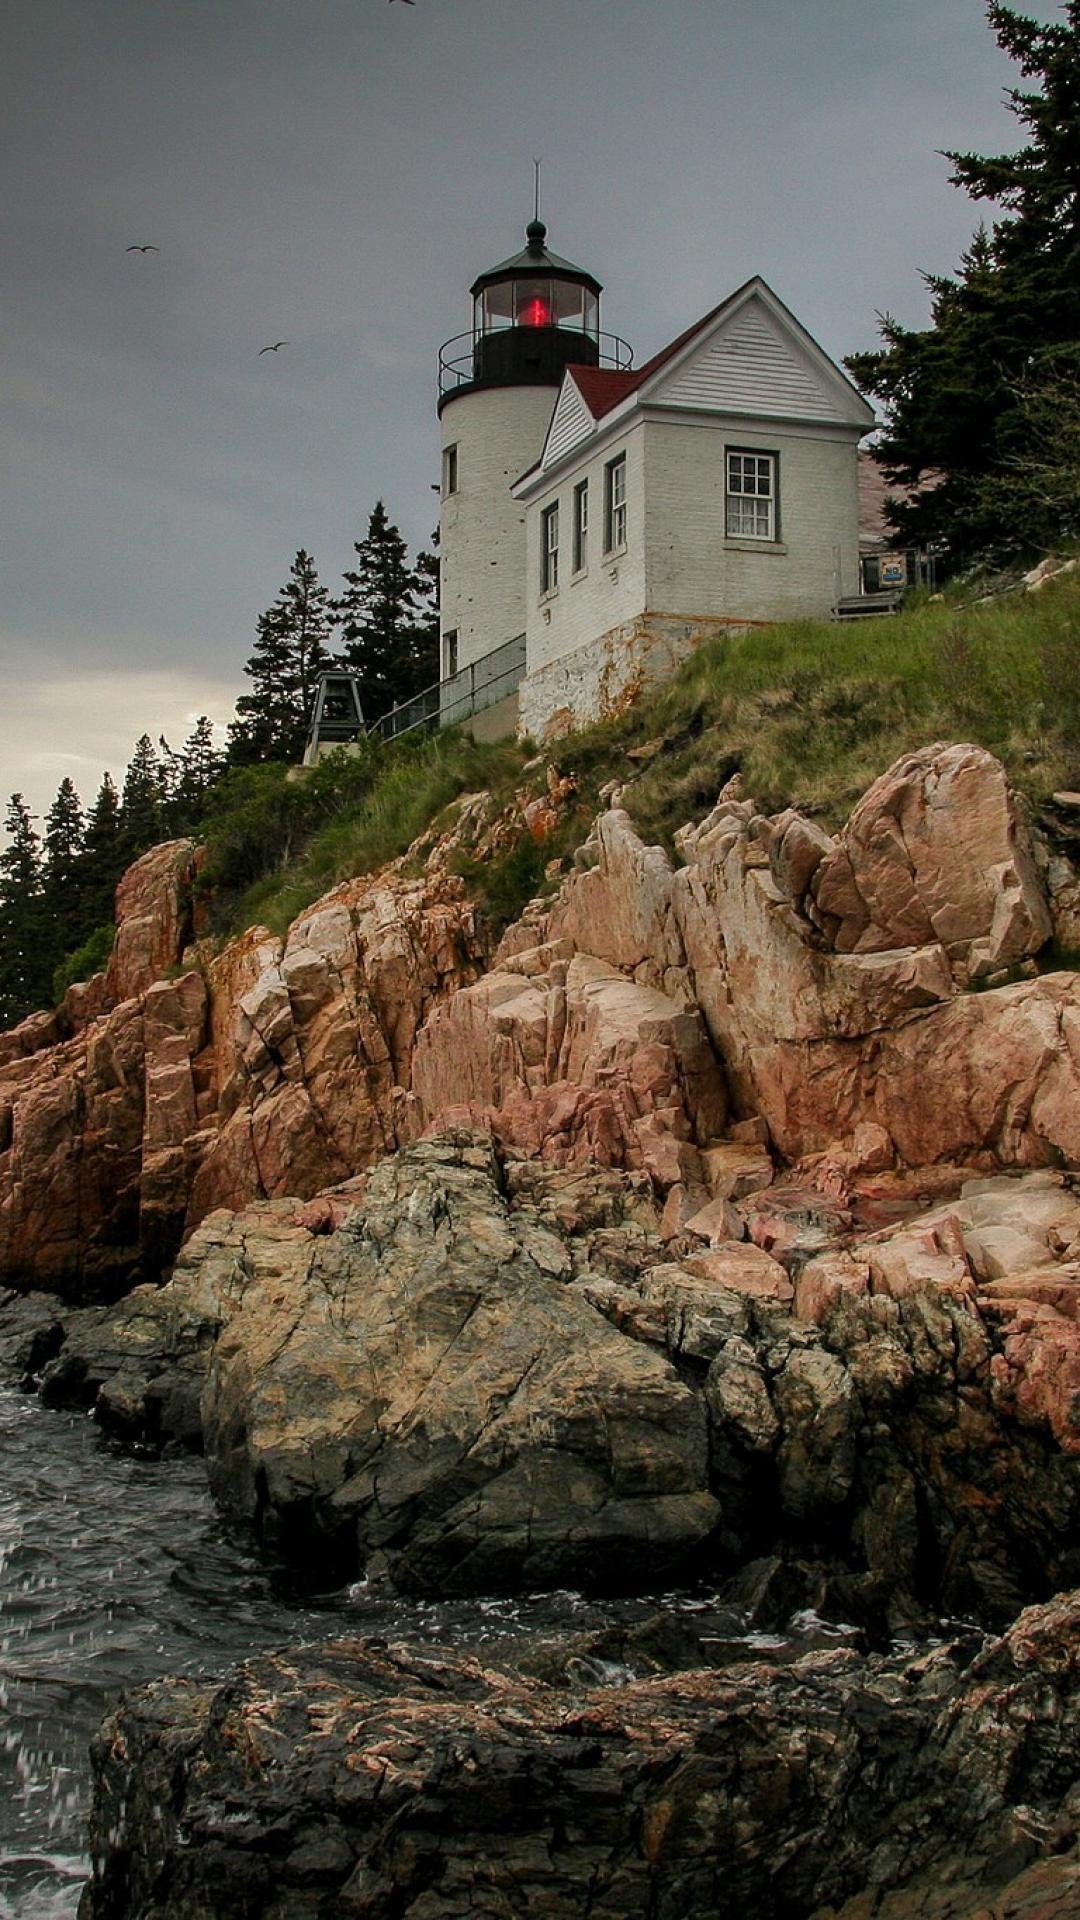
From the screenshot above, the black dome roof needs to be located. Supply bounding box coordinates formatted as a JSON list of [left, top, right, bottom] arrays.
[[469, 219, 602, 298]]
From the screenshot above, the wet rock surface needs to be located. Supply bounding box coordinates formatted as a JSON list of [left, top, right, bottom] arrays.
[[79, 1591, 1080, 1920], [9, 1136, 1080, 1627]]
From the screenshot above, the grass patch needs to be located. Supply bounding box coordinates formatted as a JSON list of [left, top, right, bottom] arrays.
[[204, 729, 532, 939], [606, 576, 1080, 839], [195, 572, 1080, 945]]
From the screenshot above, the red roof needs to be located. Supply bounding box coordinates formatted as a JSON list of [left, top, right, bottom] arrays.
[[566, 298, 731, 421]]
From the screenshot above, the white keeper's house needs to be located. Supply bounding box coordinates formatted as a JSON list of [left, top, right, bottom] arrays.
[[428, 216, 874, 744]]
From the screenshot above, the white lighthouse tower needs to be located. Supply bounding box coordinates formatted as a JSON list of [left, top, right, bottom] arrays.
[[437, 217, 630, 728]]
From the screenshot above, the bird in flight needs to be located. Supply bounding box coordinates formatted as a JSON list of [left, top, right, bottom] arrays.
[[259, 341, 289, 354], [126, 243, 159, 252], [388, 2, 415, 8]]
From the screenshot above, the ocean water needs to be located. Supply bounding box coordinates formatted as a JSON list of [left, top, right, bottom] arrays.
[[0, 1389, 337, 1918], [0, 1385, 833, 1917]]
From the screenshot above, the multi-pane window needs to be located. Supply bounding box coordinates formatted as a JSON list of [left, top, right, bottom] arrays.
[[442, 444, 458, 496], [573, 480, 589, 573], [604, 454, 627, 552], [726, 450, 776, 539], [541, 502, 560, 594]]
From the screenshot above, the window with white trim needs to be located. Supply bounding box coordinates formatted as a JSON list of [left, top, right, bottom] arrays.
[[442, 444, 458, 496], [604, 454, 627, 552], [572, 480, 588, 573], [726, 450, 776, 540], [443, 629, 458, 677], [541, 502, 560, 594]]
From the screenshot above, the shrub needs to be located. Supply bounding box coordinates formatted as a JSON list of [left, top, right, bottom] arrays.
[[53, 923, 115, 1003]]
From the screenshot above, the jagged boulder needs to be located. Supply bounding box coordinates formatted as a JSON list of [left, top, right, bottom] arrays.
[[808, 742, 1051, 981], [79, 1592, 1080, 1920], [542, 749, 1079, 1166], [411, 946, 727, 1172], [105, 839, 199, 1003]]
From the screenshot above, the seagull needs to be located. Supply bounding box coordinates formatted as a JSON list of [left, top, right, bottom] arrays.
[[126, 243, 159, 252], [258, 341, 289, 354]]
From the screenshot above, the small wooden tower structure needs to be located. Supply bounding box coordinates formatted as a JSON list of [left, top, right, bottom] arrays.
[[302, 671, 366, 767]]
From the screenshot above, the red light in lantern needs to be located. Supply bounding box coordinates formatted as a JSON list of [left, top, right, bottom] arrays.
[[519, 295, 552, 328]]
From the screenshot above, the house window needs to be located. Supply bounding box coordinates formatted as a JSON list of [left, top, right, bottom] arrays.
[[604, 454, 627, 552], [442, 444, 458, 497], [541, 502, 560, 594], [443, 628, 458, 678], [726, 450, 776, 539], [572, 480, 588, 573]]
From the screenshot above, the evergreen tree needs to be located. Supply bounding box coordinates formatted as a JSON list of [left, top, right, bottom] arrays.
[[979, 343, 1080, 551], [119, 733, 166, 861], [42, 777, 85, 958], [411, 530, 441, 693], [0, 795, 46, 1024], [82, 773, 122, 926], [174, 716, 225, 828], [334, 503, 422, 718], [848, 3, 1080, 564], [229, 550, 333, 763]]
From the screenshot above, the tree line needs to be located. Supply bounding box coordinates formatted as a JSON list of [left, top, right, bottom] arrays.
[[849, 1, 1080, 566], [0, 501, 438, 1027]]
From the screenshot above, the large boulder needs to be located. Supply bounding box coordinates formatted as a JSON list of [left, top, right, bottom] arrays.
[[18, 1138, 1080, 1623], [542, 750, 1077, 1167], [809, 742, 1051, 981], [79, 1591, 1080, 1920], [181, 1133, 718, 1591]]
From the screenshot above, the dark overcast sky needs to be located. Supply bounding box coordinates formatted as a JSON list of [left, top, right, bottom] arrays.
[[0, 0, 1056, 824]]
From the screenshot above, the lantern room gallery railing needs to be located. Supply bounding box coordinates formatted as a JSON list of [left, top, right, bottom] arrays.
[[438, 328, 633, 399], [368, 633, 526, 743]]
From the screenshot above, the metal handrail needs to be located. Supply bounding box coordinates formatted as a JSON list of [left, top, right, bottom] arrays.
[[369, 633, 526, 743], [438, 328, 634, 398]]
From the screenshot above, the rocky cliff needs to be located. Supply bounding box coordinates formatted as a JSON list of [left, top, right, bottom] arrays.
[[2, 741, 1078, 1303], [5, 737, 1080, 1915]]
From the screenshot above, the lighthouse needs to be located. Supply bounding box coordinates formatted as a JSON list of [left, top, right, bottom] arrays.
[[437, 217, 631, 722]]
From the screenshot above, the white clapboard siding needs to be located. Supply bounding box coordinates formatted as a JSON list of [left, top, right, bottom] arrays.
[[542, 377, 595, 468], [656, 304, 847, 423]]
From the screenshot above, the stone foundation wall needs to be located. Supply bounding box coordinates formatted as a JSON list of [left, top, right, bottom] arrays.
[[518, 610, 763, 740]]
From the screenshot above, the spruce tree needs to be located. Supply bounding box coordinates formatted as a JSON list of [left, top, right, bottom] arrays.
[[848, 2, 1080, 564], [82, 773, 122, 926], [334, 503, 422, 719], [0, 795, 46, 1024], [229, 550, 334, 763], [119, 734, 166, 862], [42, 777, 85, 959], [410, 531, 441, 695], [174, 716, 225, 828]]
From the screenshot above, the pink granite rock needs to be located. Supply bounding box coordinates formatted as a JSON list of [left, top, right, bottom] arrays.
[[105, 840, 199, 1003], [810, 743, 1051, 982]]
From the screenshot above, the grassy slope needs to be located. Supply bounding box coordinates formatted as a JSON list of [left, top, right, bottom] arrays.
[[201, 573, 1080, 943]]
